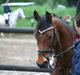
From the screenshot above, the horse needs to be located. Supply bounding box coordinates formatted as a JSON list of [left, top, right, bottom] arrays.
[[0, 8, 25, 36], [33, 10, 74, 75], [0, 8, 25, 28]]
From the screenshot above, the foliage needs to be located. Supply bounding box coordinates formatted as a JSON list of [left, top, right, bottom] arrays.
[[0, 0, 32, 4], [0, 0, 4, 4], [0, 6, 3, 14], [17, 5, 76, 27], [0, 0, 78, 7], [32, 0, 48, 5], [0, 4, 76, 27], [10, 0, 32, 2], [52, 0, 67, 5]]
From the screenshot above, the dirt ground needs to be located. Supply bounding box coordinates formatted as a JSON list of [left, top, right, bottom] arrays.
[[0, 33, 37, 65], [0, 33, 50, 75]]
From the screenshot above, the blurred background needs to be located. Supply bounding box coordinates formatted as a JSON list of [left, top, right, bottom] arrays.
[[0, 0, 78, 27]]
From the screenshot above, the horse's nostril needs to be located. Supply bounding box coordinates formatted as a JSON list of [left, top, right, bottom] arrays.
[[37, 61, 49, 68], [43, 61, 48, 64]]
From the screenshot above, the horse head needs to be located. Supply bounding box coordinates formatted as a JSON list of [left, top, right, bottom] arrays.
[[17, 8, 25, 19], [34, 10, 57, 68]]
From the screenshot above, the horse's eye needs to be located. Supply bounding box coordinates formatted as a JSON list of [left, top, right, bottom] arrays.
[[49, 35, 52, 38]]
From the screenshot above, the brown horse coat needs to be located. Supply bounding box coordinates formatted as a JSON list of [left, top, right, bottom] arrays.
[[34, 10, 73, 75]]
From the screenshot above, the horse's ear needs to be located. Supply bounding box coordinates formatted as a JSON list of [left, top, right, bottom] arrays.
[[34, 10, 40, 21], [46, 11, 52, 23]]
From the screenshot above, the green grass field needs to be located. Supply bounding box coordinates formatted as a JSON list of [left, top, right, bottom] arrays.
[[0, 4, 76, 27]]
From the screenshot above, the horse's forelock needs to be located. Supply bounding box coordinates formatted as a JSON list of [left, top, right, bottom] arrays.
[[36, 16, 46, 29], [36, 16, 53, 32]]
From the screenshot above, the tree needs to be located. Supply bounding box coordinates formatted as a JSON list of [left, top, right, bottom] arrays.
[[33, 0, 48, 5]]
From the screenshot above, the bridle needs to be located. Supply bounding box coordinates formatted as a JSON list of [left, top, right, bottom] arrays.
[[38, 25, 74, 57], [38, 26, 57, 54]]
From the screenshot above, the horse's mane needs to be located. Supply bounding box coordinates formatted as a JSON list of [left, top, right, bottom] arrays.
[[60, 18, 72, 31], [52, 14, 75, 34]]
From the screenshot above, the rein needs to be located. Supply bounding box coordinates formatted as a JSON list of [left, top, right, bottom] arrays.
[[52, 27, 74, 58], [54, 44, 74, 58]]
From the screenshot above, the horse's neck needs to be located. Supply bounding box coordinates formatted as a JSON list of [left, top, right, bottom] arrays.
[[52, 17, 72, 36], [53, 17, 73, 49], [9, 10, 19, 26], [52, 17, 73, 73]]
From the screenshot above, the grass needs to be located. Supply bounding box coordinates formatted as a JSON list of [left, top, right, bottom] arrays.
[[0, 6, 3, 14], [0, 4, 76, 27]]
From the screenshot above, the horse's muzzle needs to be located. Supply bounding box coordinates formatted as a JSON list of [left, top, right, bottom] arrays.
[[36, 54, 49, 68]]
